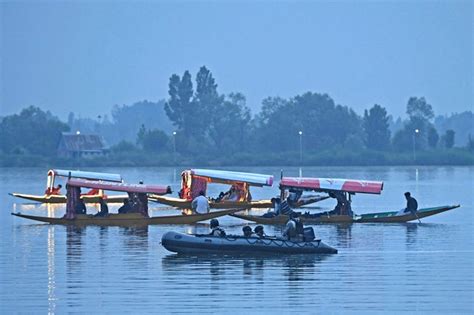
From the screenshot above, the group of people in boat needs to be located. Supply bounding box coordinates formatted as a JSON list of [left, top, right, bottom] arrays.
[[213, 183, 250, 203], [45, 184, 101, 197], [74, 197, 109, 217], [208, 213, 313, 242]]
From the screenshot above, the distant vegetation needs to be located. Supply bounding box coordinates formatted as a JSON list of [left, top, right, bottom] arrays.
[[1, 66, 473, 167]]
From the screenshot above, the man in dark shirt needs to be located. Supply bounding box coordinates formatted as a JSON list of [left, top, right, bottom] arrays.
[[404, 192, 418, 214]]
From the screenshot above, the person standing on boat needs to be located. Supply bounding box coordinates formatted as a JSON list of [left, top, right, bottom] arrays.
[[192, 191, 210, 214], [404, 192, 418, 215]]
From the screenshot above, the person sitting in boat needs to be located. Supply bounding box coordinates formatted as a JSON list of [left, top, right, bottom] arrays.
[[83, 188, 100, 196], [283, 212, 304, 241], [209, 219, 226, 237], [118, 198, 132, 214], [242, 225, 253, 237], [45, 184, 62, 195], [403, 192, 418, 215], [75, 198, 87, 215], [254, 225, 266, 238], [287, 188, 303, 207], [95, 198, 109, 217], [192, 191, 210, 214], [328, 191, 353, 216]]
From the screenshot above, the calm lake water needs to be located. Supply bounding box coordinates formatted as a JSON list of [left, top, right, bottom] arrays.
[[0, 166, 473, 313]]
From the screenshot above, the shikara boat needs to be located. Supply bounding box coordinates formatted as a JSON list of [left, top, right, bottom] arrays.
[[231, 205, 461, 224], [12, 178, 240, 226], [9, 169, 128, 203], [232, 176, 460, 224], [161, 231, 338, 254], [150, 169, 275, 209]]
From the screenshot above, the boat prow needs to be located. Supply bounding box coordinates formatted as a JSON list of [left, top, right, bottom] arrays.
[[11, 208, 241, 226], [355, 204, 461, 223]]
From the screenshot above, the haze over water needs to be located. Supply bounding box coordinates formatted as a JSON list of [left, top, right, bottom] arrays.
[[1, 166, 473, 313]]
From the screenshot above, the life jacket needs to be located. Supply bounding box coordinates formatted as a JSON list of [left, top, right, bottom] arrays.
[[211, 227, 226, 237], [292, 218, 304, 235]]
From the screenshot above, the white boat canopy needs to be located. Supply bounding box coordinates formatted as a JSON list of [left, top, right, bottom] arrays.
[[189, 169, 274, 187], [49, 169, 123, 182]]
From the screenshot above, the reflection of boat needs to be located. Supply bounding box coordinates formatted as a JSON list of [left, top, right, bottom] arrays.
[[150, 169, 275, 209], [231, 205, 461, 224], [12, 178, 240, 226], [161, 231, 338, 254], [9, 169, 127, 204]]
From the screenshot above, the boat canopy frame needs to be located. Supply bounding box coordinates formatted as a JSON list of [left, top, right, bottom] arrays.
[[180, 169, 274, 201], [46, 169, 123, 191], [280, 177, 384, 195], [64, 179, 172, 219]]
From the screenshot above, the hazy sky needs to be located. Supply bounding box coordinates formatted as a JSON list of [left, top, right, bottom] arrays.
[[1, 1, 472, 120]]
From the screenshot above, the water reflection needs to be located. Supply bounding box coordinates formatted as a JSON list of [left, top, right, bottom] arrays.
[[162, 253, 331, 284], [47, 226, 57, 314], [66, 226, 85, 269], [405, 223, 418, 248]]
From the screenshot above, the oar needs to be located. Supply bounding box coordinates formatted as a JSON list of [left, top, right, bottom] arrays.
[[411, 209, 421, 223]]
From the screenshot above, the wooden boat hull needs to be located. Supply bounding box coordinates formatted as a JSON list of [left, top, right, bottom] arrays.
[[11, 208, 240, 226], [149, 195, 272, 209], [149, 195, 328, 209], [9, 193, 128, 204], [230, 205, 460, 224]]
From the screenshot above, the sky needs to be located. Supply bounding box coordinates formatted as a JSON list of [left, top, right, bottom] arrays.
[[1, 0, 472, 120]]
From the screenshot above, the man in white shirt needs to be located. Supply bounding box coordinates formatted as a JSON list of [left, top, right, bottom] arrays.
[[192, 191, 210, 214]]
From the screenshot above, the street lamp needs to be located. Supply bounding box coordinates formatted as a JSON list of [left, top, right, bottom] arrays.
[[172, 131, 177, 164], [298, 131, 303, 177], [298, 131, 303, 163], [412, 129, 419, 162]]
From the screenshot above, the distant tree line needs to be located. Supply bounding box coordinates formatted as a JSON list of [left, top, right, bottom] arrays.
[[0, 65, 473, 166]]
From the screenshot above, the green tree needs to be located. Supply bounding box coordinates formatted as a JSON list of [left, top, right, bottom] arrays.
[[142, 129, 170, 153], [394, 97, 437, 152], [209, 93, 251, 154], [0, 106, 69, 156], [136, 124, 147, 146], [442, 129, 455, 149], [427, 126, 439, 149], [363, 104, 391, 150], [164, 71, 194, 134], [193, 66, 224, 138], [467, 134, 474, 152], [255, 92, 363, 152], [407, 97, 434, 121]]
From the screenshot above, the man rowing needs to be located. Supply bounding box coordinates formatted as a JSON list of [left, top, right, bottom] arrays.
[[403, 192, 418, 214]]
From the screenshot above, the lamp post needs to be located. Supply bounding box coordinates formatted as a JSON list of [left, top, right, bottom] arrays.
[[172, 131, 177, 164], [298, 131, 303, 163], [412, 129, 419, 162], [298, 131, 303, 177]]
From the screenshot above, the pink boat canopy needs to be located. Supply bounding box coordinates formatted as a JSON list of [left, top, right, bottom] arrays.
[[67, 178, 172, 195], [280, 177, 384, 195], [188, 169, 274, 187]]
